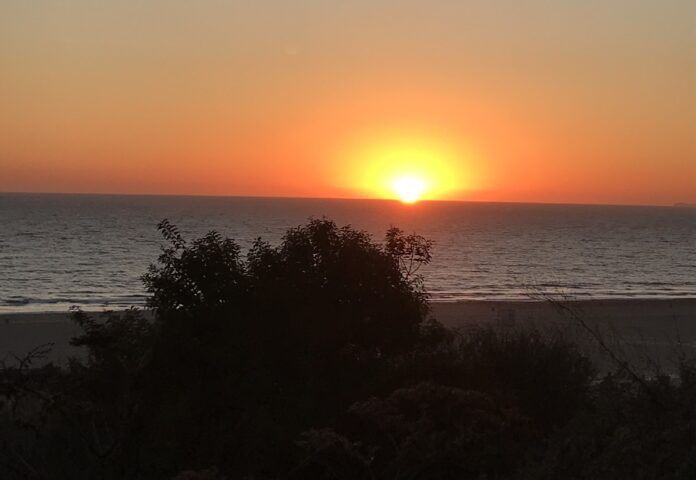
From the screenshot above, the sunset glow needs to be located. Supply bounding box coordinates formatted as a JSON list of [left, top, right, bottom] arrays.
[[340, 133, 471, 202], [0, 1, 694, 205]]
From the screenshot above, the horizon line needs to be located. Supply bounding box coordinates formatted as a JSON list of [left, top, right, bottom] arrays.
[[0, 190, 685, 209]]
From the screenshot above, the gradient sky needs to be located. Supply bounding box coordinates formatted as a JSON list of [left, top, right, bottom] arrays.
[[1, 0, 694, 204]]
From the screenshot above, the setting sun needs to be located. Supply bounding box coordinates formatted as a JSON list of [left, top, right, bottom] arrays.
[[338, 131, 475, 202], [392, 176, 427, 203]]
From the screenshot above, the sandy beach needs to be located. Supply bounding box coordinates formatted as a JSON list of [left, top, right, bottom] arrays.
[[432, 299, 696, 335], [1, 299, 695, 369], [432, 299, 696, 371]]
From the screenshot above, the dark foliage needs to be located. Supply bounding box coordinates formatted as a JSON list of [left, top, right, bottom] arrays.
[[133, 218, 432, 477], [294, 383, 537, 480], [527, 365, 696, 480], [399, 328, 595, 431], [1, 218, 694, 479]]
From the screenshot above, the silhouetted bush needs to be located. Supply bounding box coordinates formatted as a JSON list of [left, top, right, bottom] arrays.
[[294, 383, 537, 480], [527, 364, 696, 480], [132, 218, 433, 476], [415, 327, 595, 431]]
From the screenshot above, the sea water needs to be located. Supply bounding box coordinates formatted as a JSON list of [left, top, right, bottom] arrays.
[[1, 193, 694, 312]]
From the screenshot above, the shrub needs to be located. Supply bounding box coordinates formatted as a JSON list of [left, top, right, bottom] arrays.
[[390, 327, 596, 432], [528, 364, 696, 480], [136, 218, 434, 476], [294, 383, 537, 480]]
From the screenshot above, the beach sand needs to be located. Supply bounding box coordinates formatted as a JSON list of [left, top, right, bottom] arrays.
[[1, 299, 695, 370], [0, 312, 85, 364], [431, 299, 696, 334], [432, 299, 696, 371]]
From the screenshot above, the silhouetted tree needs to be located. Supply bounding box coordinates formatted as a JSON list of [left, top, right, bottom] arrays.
[[134, 218, 434, 476]]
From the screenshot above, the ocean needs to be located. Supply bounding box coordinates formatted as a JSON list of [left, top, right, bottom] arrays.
[[0, 193, 694, 312]]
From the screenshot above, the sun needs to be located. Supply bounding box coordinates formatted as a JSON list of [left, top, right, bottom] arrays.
[[392, 176, 427, 203], [337, 130, 476, 202]]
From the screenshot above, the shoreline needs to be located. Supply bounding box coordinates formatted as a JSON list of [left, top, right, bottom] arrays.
[[1, 297, 695, 320]]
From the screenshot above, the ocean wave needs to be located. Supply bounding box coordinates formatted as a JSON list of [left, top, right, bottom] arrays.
[[1, 295, 148, 308]]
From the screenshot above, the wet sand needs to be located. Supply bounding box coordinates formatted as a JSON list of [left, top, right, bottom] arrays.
[[1, 299, 695, 369]]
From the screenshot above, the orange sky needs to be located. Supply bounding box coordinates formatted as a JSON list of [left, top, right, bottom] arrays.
[[1, 1, 694, 205]]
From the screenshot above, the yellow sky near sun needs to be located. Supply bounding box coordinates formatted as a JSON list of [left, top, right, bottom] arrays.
[[0, 0, 694, 205]]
